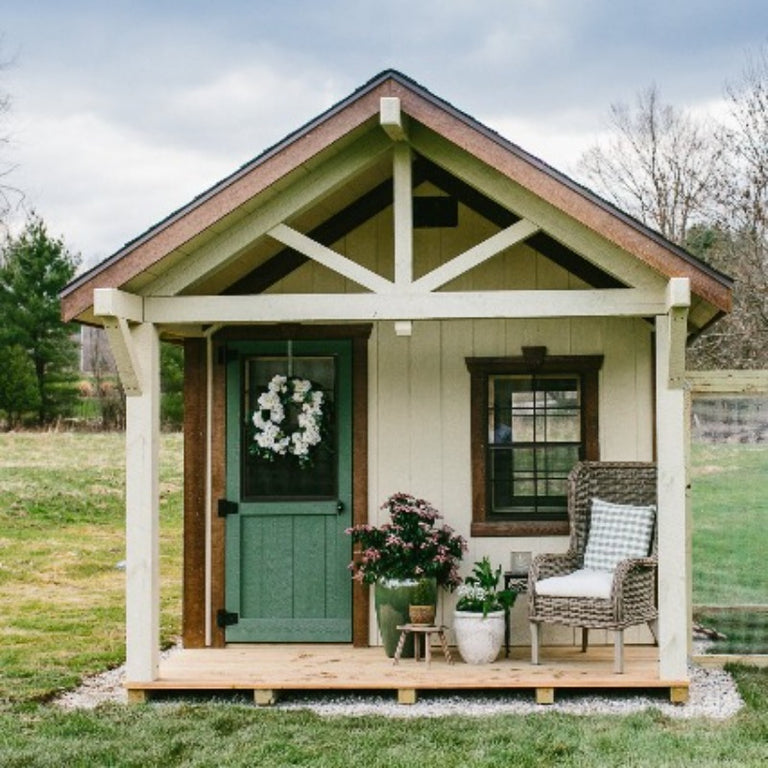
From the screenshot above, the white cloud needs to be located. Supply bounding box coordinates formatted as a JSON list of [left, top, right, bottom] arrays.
[[4, 61, 349, 263], [7, 107, 231, 263]]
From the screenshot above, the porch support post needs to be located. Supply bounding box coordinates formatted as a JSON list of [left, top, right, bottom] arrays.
[[124, 322, 161, 682], [655, 300, 689, 680]]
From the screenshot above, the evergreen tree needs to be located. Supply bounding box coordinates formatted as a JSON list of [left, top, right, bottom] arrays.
[[0, 344, 40, 427], [0, 214, 80, 424]]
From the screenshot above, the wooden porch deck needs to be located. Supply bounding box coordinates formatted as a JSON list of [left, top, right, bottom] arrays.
[[126, 644, 688, 706]]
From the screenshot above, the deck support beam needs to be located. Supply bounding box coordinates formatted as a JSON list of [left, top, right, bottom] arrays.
[[535, 687, 555, 705], [254, 689, 279, 707]]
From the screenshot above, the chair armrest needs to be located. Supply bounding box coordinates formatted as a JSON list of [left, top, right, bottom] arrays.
[[529, 552, 580, 588], [610, 556, 657, 603]]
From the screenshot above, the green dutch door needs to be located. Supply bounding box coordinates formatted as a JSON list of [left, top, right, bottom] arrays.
[[224, 340, 353, 642]]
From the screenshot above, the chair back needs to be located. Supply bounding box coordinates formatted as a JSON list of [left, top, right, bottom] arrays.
[[567, 462, 657, 562]]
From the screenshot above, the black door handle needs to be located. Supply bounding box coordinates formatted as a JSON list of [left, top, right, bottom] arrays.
[[337, 501, 345, 514]]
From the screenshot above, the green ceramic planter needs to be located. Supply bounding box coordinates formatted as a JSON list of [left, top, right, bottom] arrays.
[[375, 579, 416, 657], [375, 578, 439, 657]]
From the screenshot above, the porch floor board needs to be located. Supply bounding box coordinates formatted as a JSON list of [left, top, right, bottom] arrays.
[[126, 644, 688, 705]]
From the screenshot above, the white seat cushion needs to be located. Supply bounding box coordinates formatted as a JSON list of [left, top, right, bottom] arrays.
[[534, 568, 614, 600], [582, 497, 655, 572]]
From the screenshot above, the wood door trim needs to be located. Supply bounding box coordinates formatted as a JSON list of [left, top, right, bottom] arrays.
[[183, 324, 371, 647]]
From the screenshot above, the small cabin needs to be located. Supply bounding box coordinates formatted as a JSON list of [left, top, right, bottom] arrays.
[[61, 70, 731, 700]]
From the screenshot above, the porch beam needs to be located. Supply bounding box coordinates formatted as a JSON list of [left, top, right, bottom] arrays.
[[123, 322, 161, 684], [146, 131, 392, 296], [665, 278, 690, 389], [142, 288, 669, 324], [267, 223, 395, 293], [93, 287, 144, 322], [655, 312, 690, 681], [411, 219, 540, 292], [393, 142, 413, 286], [665, 277, 691, 310], [666, 307, 689, 389], [380, 97, 408, 142], [686, 369, 768, 394]]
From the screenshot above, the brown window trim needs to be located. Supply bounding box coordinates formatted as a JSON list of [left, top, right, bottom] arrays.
[[466, 349, 602, 538]]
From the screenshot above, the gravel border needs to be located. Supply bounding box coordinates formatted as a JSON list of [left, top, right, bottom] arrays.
[[53, 646, 744, 719]]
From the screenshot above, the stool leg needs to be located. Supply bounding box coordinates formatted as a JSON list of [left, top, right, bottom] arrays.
[[393, 630, 408, 665], [531, 622, 540, 665], [439, 630, 453, 664]]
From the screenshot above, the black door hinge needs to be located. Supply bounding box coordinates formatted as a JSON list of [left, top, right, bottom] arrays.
[[217, 609, 239, 628], [218, 499, 238, 517]]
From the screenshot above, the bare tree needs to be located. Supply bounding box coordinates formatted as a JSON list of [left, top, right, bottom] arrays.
[[577, 85, 723, 244], [689, 45, 768, 368], [0, 42, 19, 226], [721, 44, 768, 238]]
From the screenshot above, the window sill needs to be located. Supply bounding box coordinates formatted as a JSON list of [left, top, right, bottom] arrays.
[[471, 520, 569, 538]]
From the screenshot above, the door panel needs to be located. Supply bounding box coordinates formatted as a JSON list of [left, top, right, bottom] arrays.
[[224, 340, 352, 642]]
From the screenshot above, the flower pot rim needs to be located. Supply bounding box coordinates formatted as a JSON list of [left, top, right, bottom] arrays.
[[453, 609, 505, 619]]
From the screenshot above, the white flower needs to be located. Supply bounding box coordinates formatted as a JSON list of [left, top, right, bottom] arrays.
[[251, 374, 326, 466]]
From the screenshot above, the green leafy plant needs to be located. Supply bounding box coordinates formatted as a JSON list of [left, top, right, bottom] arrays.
[[410, 577, 437, 606], [455, 556, 515, 616]]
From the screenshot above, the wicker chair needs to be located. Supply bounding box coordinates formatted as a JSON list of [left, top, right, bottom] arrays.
[[528, 461, 658, 673]]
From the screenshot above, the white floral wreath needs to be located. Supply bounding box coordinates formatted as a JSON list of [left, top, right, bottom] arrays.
[[251, 374, 326, 467]]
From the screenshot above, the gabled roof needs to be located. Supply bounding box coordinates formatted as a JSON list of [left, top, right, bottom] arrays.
[[61, 69, 731, 325]]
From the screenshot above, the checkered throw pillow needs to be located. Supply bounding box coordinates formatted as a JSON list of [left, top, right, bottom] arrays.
[[582, 497, 656, 572]]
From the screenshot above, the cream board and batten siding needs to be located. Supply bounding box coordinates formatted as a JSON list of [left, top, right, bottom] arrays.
[[266, 202, 660, 648], [366, 316, 654, 646]]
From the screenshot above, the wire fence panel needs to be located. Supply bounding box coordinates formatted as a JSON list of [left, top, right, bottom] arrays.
[[691, 394, 768, 655]]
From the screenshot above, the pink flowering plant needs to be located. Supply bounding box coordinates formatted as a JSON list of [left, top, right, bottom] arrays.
[[346, 492, 467, 589]]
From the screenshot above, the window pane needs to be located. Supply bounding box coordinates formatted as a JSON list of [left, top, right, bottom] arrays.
[[242, 356, 336, 499], [487, 374, 581, 516]]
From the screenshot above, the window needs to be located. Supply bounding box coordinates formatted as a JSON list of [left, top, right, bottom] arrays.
[[467, 349, 602, 536], [242, 355, 337, 500]]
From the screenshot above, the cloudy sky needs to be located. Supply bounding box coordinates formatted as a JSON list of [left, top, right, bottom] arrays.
[[2, 0, 766, 268]]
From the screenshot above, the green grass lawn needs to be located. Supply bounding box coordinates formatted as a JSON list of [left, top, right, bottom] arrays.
[[691, 442, 768, 606], [0, 666, 765, 767], [0, 432, 767, 766], [0, 431, 182, 703]]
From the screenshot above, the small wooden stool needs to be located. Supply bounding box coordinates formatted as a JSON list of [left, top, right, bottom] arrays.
[[392, 624, 453, 666]]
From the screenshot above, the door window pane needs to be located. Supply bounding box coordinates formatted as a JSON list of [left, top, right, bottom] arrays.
[[242, 356, 336, 499]]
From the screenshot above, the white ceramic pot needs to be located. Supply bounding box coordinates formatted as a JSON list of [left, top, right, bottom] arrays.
[[453, 610, 505, 664]]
